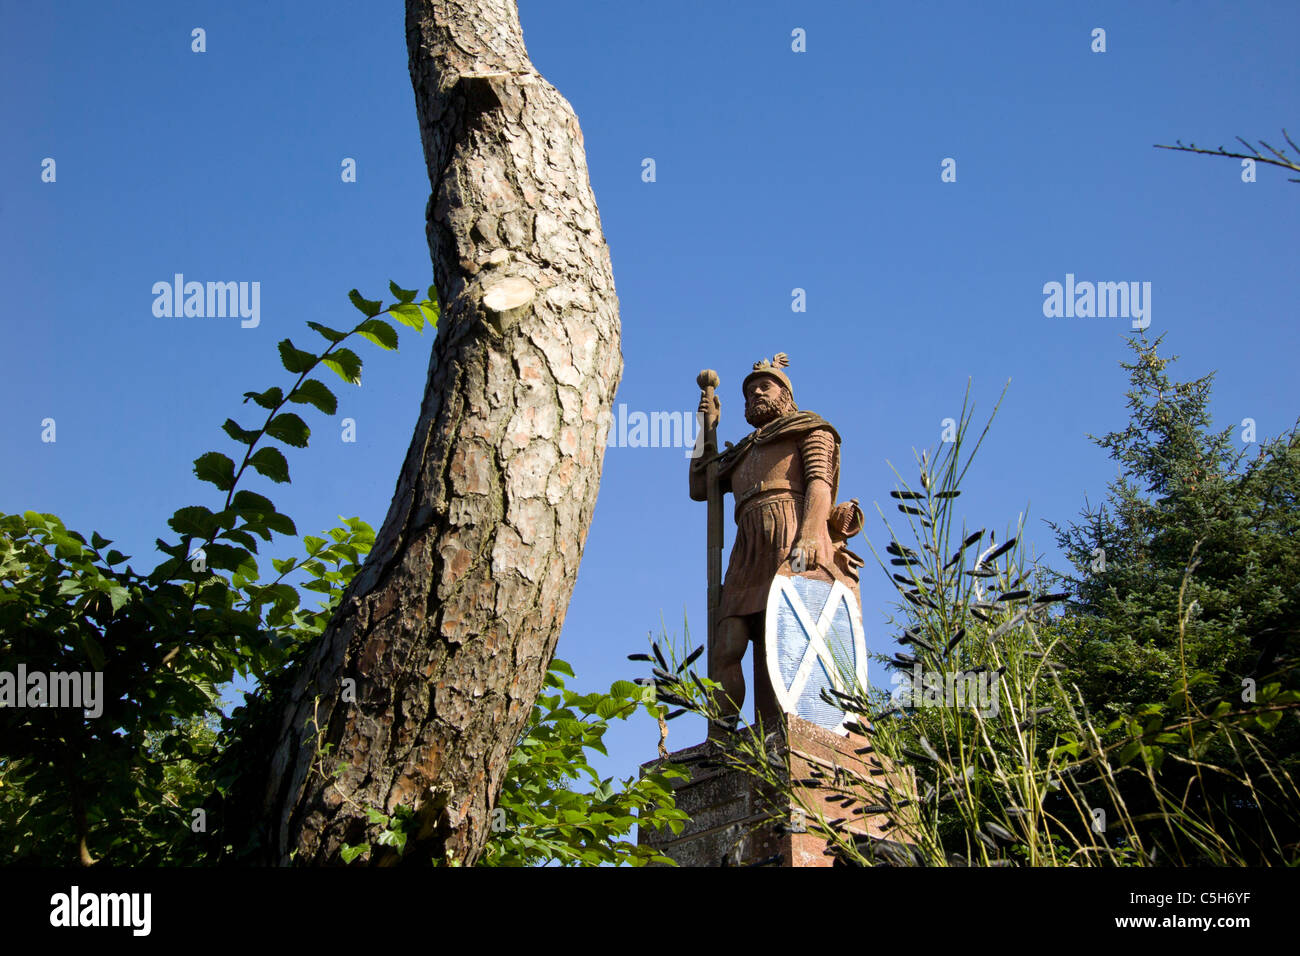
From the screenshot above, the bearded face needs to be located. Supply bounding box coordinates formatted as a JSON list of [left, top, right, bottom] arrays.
[[744, 379, 795, 427]]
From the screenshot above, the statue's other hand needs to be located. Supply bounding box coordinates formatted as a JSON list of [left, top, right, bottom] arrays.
[[788, 535, 820, 574]]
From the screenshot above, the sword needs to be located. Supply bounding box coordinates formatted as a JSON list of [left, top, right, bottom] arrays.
[[696, 370, 723, 677]]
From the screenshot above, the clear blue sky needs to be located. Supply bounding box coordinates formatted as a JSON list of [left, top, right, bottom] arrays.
[[3, 1, 1297, 791]]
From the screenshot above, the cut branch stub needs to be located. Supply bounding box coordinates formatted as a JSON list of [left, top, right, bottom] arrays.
[[481, 276, 535, 335], [482, 276, 535, 313]]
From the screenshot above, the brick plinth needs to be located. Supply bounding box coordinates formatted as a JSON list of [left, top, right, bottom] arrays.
[[638, 713, 914, 867]]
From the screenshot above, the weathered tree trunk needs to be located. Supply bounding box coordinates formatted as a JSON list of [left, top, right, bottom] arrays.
[[258, 0, 621, 865]]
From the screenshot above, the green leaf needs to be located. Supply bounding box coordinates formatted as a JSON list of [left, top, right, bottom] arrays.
[[263, 511, 297, 536], [389, 280, 417, 304], [233, 521, 269, 546], [551, 658, 575, 678], [243, 386, 284, 409], [348, 289, 383, 318], [277, 339, 316, 375], [596, 698, 632, 720], [107, 585, 130, 613], [389, 302, 425, 331], [288, 379, 338, 416], [356, 318, 398, 351], [306, 321, 347, 344], [231, 490, 276, 516], [193, 452, 237, 491], [266, 412, 311, 448], [249, 447, 291, 483], [90, 531, 111, 550], [79, 633, 107, 671], [320, 348, 362, 385], [267, 582, 300, 617], [340, 844, 367, 864], [105, 549, 128, 565], [220, 528, 260, 551], [221, 418, 261, 446], [608, 680, 640, 700], [1256, 710, 1283, 732], [211, 545, 256, 577], [169, 505, 218, 538], [154, 537, 187, 561], [555, 718, 585, 738]]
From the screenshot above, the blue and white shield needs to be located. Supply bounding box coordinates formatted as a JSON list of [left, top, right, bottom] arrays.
[[764, 574, 868, 735]]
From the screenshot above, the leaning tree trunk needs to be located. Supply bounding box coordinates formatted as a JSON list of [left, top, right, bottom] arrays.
[[258, 0, 621, 865]]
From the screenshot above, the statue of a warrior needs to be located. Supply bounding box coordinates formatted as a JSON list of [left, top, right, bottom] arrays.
[[690, 354, 864, 733]]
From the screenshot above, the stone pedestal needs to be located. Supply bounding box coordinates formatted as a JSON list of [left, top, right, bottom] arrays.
[[638, 713, 913, 867]]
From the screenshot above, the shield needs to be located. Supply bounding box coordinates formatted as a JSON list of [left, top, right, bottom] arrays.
[[764, 573, 868, 735]]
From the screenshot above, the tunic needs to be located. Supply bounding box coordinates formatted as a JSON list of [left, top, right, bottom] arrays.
[[700, 411, 849, 621]]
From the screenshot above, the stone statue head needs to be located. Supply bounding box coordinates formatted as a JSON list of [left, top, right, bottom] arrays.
[[743, 354, 798, 427]]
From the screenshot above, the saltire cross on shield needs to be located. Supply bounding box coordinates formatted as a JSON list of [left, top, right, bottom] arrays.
[[764, 573, 868, 735]]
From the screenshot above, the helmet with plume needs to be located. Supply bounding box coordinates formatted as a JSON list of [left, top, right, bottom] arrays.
[[742, 352, 793, 397]]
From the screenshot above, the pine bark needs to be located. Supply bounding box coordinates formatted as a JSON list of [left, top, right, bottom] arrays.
[[258, 0, 621, 865]]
